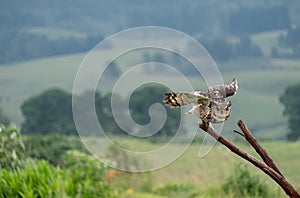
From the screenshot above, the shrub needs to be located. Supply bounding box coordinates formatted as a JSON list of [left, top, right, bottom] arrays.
[[154, 183, 198, 198], [0, 157, 115, 197], [0, 160, 65, 197], [23, 134, 87, 166], [222, 163, 271, 197], [0, 125, 25, 170], [61, 150, 108, 183], [61, 150, 113, 197]]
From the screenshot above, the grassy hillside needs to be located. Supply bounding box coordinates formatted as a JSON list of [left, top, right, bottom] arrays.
[[25, 27, 87, 40], [0, 53, 85, 123], [153, 141, 300, 195], [1, 34, 300, 139], [84, 137, 300, 197], [251, 30, 285, 56]]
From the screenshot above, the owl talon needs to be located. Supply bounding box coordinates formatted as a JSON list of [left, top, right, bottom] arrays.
[[199, 121, 209, 131]]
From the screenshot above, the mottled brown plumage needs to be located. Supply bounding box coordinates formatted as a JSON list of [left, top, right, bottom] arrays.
[[164, 79, 238, 128]]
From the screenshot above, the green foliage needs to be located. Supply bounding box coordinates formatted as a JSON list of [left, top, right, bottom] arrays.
[[0, 159, 114, 198], [280, 82, 300, 141], [0, 160, 61, 198], [154, 183, 198, 198], [0, 1, 295, 64], [200, 36, 262, 62], [95, 91, 124, 136], [61, 150, 107, 182], [23, 134, 86, 166], [61, 150, 113, 197], [227, 5, 290, 35], [105, 141, 140, 171], [21, 88, 76, 135], [0, 125, 25, 170], [222, 163, 271, 197], [129, 83, 182, 137], [79, 83, 184, 138], [20, 88, 127, 136], [0, 29, 103, 64]]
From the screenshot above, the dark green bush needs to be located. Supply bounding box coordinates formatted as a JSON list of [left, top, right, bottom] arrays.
[[23, 134, 87, 166], [222, 163, 271, 197]]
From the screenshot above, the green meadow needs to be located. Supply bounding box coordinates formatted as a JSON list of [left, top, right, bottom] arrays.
[[1, 46, 300, 140], [81, 136, 300, 197], [0, 30, 300, 197], [1, 1, 300, 197], [152, 141, 300, 195]]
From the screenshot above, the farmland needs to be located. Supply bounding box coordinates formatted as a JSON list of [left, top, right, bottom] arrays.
[[1, 44, 300, 140]]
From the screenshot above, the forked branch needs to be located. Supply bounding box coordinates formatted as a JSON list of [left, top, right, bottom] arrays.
[[200, 120, 300, 198]]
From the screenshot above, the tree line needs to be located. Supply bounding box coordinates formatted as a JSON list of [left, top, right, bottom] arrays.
[[2, 82, 300, 141], [0, 1, 291, 36], [199, 36, 262, 62], [19, 84, 181, 138], [0, 29, 104, 64], [272, 26, 300, 58], [0, 1, 294, 64]]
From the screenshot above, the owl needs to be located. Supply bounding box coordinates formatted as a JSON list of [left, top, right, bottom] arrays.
[[164, 79, 238, 130]]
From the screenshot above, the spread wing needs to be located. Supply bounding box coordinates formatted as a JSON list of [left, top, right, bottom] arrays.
[[208, 79, 238, 100], [164, 91, 210, 108]]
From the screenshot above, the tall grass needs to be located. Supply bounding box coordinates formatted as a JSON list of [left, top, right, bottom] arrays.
[[0, 155, 114, 198]]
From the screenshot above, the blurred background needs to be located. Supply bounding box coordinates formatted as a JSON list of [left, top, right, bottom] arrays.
[[0, 0, 299, 197]]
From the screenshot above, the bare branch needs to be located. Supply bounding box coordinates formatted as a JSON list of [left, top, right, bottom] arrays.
[[237, 120, 284, 177], [200, 123, 300, 198]]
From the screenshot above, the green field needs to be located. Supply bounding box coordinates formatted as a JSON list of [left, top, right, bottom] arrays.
[[0, 26, 300, 198], [1, 30, 300, 140], [153, 141, 300, 195], [2, 1, 300, 197], [83, 136, 300, 197], [25, 27, 87, 40], [251, 30, 285, 56], [1, 49, 300, 140]]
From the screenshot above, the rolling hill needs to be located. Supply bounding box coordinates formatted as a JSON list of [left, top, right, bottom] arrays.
[[1, 43, 300, 140]]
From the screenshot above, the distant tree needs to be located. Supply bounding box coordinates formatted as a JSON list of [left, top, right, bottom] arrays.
[[280, 83, 300, 141], [278, 26, 300, 58], [21, 86, 182, 137], [199, 36, 262, 62], [106, 62, 120, 78], [234, 36, 262, 58], [0, 98, 10, 126], [95, 91, 124, 136], [227, 5, 291, 34], [200, 37, 234, 61], [0, 29, 104, 64], [21, 88, 76, 135], [271, 47, 280, 58], [129, 83, 182, 137]]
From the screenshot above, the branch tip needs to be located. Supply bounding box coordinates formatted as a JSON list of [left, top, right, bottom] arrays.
[[233, 130, 245, 137]]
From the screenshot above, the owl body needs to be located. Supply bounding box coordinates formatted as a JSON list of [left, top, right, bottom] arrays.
[[164, 79, 237, 128]]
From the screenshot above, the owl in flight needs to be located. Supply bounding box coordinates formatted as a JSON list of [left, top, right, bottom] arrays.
[[164, 79, 238, 130]]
